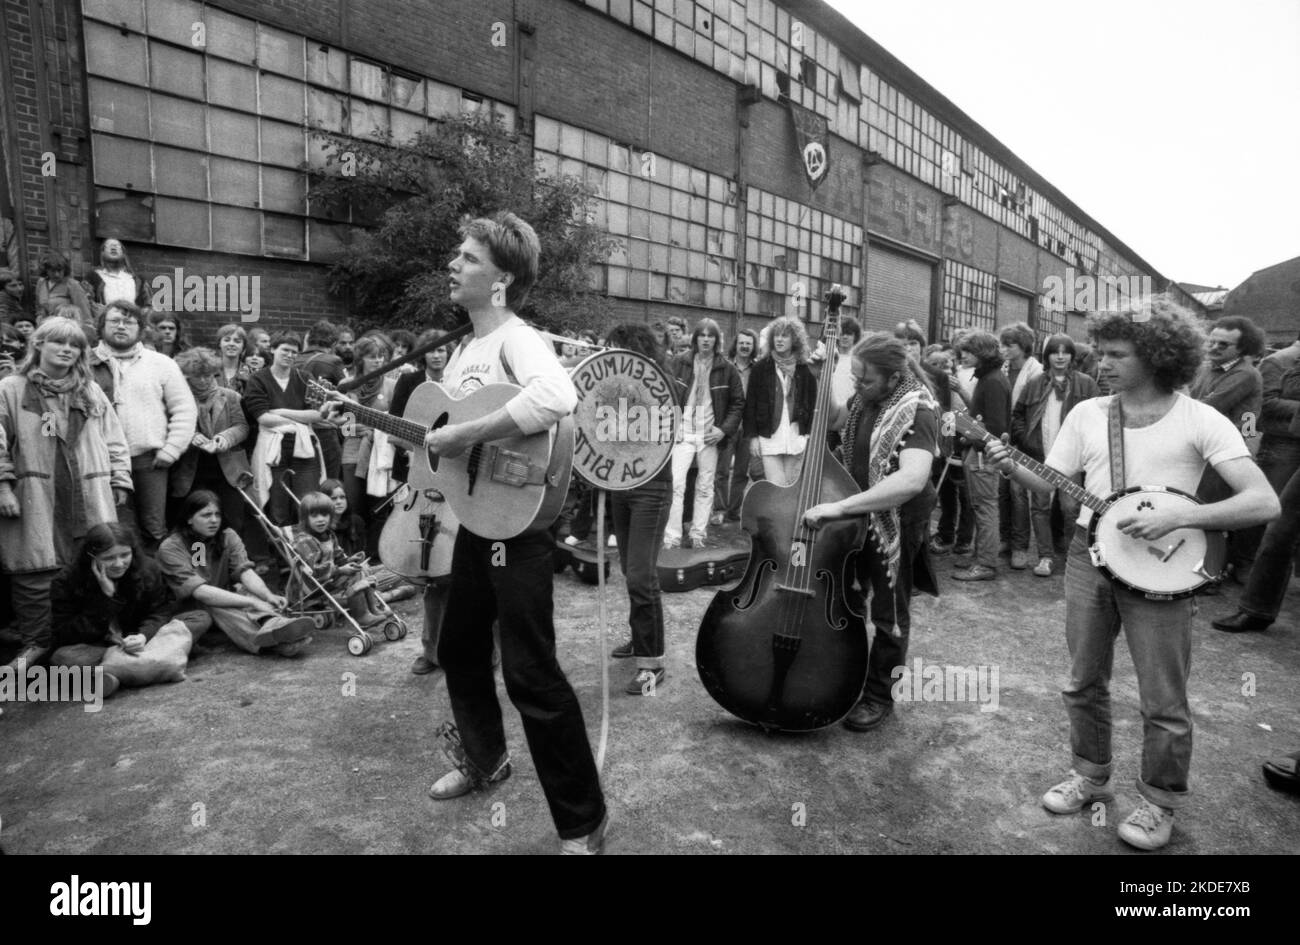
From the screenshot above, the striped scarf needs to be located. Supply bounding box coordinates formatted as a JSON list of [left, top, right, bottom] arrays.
[[841, 372, 932, 588]]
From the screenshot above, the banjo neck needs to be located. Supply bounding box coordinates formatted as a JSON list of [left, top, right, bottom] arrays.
[[950, 411, 1108, 513]]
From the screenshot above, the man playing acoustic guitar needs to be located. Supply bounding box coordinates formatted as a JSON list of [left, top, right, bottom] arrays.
[[984, 296, 1278, 850], [350, 213, 607, 854]]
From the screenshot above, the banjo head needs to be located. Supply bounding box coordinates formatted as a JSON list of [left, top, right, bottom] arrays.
[[1088, 486, 1220, 598]]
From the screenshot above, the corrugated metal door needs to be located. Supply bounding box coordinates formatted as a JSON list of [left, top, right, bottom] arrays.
[[864, 243, 932, 334]]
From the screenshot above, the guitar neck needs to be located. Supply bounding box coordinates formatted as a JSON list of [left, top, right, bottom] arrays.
[[340, 398, 428, 444]]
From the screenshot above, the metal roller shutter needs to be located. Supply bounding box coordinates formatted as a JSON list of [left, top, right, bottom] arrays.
[[863, 243, 932, 335], [997, 287, 1032, 328]]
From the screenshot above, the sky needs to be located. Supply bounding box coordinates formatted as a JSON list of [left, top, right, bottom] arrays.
[[824, 0, 1300, 289]]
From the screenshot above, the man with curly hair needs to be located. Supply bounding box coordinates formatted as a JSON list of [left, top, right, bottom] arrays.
[[985, 296, 1279, 851]]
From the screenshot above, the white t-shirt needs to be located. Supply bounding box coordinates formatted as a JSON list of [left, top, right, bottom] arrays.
[[441, 316, 576, 434], [97, 269, 137, 305], [1045, 394, 1250, 528]]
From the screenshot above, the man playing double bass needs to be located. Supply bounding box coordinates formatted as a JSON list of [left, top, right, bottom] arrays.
[[805, 333, 939, 732]]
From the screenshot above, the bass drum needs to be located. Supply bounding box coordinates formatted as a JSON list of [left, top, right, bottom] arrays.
[[569, 348, 677, 492]]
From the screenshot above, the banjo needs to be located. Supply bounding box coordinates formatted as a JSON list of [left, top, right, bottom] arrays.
[[946, 411, 1226, 599]]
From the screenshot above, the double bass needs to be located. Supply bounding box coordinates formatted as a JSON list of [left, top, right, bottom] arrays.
[[695, 287, 869, 732]]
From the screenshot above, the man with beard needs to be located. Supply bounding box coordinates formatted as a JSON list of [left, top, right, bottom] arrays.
[[804, 333, 939, 732], [89, 300, 196, 550]]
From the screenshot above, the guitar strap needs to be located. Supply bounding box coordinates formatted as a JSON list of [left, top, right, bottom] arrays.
[[1107, 396, 1126, 494]]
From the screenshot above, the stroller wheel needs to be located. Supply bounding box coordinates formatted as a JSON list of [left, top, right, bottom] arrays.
[[396, 622, 408, 640], [382, 620, 403, 642], [347, 633, 373, 656], [312, 613, 331, 630]]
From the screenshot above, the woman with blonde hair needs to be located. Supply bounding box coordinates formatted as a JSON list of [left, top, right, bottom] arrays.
[[744, 315, 818, 487], [0, 317, 132, 668]]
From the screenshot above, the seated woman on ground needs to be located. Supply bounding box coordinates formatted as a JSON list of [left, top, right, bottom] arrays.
[[49, 522, 194, 696], [157, 490, 315, 657]]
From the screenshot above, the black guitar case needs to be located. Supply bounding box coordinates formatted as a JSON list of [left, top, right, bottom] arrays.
[[658, 542, 750, 592]]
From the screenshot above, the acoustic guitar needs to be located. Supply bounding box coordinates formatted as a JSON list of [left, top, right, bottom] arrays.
[[948, 410, 1226, 599], [306, 379, 574, 540]]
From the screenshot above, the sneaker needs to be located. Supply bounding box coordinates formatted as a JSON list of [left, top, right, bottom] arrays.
[[260, 615, 315, 645], [929, 538, 953, 555], [952, 543, 974, 557], [952, 565, 996, 582], [1117, 798, 1174, 850], [626, 667, 665, 695], [610, 640, 634, 659], [1033, 557, 1053, 577], [1010, 550, 1031, 570], [688, 534, 707, 549], [709, 511, 725, 526], [563, 534, 580, 547], [662, 539, 679, 552], [1041, 771, 1112, 814], [560, 812, 609, 855], [428, 762, 512, 800]]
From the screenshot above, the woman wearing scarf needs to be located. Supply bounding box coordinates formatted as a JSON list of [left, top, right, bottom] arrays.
[[0, 317, 132, 669], [803, 333, 939, 733], [745, 316, 817, 487], [1010, 333, 1098, 576], [169, 347, 251, 534]]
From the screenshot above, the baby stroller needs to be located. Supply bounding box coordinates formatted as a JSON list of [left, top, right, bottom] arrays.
[[240, 474, 410, 657]]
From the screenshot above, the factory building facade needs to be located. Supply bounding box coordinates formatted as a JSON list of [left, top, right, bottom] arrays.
[[0, 0, 1203, 342]]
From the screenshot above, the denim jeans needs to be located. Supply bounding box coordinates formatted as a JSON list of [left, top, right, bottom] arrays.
[[1240, 464, 1300, 621], [421, 579, 450, 664], [611, 479, 671, 670], [1062, 527, 1194, 810], [666, 437, 717, 543], [437, 528, 605, 839], [934, 461, 974, 546], [1030, 481, 1081, 558], [1008, 479, 1031, 552], [129, 451, 171, 545], [714, 435, 752, 519], [964, 458, 1001, 570]]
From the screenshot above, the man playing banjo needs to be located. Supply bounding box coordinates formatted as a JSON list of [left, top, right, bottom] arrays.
[[984, 296, 1278, 851]]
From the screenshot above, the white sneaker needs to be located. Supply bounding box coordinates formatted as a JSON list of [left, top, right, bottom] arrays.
[[1042, 771, 1112, 814], [563, 535, 580, 547], [607, 534, 617, 548], [1117, 798, 1174, 850], [1033, 557, 1053, 577]]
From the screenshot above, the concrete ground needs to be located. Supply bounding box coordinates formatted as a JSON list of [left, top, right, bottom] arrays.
[[1, 530, 1297, 855]]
